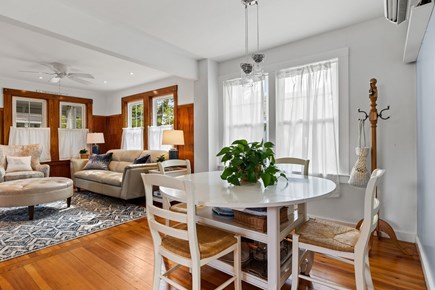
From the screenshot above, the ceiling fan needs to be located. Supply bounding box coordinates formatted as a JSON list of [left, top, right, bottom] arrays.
[[21, 62, 95, 85]]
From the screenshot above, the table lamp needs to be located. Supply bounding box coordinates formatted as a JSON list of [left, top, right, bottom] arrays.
[[87, 132, 105, 155], [162, 130, 184, 159]]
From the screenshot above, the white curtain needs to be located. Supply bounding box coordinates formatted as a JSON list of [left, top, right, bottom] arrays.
[[8, 127, 51, 162], [148, 125, 172, 150], [276, 58, 340, 185], [223, 78, 267, 147], [121, 127, 144, 150], [58, 128, 88, 160]]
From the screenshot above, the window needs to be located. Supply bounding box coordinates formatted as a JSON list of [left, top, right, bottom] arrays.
[[60, 102, 86, 129], [152, 95, 174, 126], [128, 101, 144, 128], [148, 95, 174, 150], [222, 77, 268, 147], [275, 58, 339, 177], [12, 97, 47, 128]]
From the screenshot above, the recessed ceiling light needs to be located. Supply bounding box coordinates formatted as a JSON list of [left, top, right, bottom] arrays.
[[103, 80, 107, 84], [130, 72, 134, 76], [38, 76, 43, 80]]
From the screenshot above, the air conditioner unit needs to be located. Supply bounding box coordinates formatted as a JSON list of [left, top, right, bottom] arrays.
[[384, 0, 409, 24]]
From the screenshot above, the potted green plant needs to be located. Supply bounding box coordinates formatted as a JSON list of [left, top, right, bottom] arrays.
[[216, 139, 286, 187], [156, 154, 166, 162], [79, 148, 89, 159]]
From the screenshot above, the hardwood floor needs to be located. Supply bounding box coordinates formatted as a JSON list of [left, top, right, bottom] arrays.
[[0, 217, 427, 289]]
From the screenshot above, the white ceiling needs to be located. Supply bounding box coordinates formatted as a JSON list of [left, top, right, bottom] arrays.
[[0, 0, 385, 93]]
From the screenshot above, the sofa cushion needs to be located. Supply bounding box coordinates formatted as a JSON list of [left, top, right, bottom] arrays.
[[83, 152, 113, 170], [74, 170, 122, 187], [108, 150, 143, 173], [133, 154, 150, 164], [0, 144, 43, 170], [5, 171, 44, 182], [142, 150, 169, 163], [6, 156, 32, 172]]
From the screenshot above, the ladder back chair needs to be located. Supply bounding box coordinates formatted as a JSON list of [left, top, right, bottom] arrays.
[[158, 159, 191, 213], [276, 157, 310, 218], [142, 173, 242, 290], [291, 169, 385, 290], [275, 157, 310, 176]]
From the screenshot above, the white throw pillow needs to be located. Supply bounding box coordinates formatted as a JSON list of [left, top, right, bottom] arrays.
[[6, 156, 33, 173]]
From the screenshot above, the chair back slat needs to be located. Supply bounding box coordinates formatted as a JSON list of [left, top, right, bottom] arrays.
[[149, 205, 188, 224], [158, 159, 191, 174], [275, 157, 310, 176], [357, 169, 385, 248], [149, 219, 189, 241]]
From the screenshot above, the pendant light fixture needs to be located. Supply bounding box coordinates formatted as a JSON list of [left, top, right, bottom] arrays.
[[240, 0, 265, 85]]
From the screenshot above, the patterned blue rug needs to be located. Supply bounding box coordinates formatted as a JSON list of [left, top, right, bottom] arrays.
[[0, 192, 146, 262]]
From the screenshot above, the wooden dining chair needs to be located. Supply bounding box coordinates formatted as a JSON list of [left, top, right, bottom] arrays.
[[276, 157, 310, 223], [158, 159, 191, 213], [142, 173, 242, 290], [291, 169, 385, 290], [275, 157, 310, 176]]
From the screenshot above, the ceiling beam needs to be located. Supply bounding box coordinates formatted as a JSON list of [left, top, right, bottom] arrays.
[[0, 0, 198, 80]]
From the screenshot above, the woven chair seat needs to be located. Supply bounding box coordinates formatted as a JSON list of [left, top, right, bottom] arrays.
[[297, 218, 360, 252], [170, 202, 188, 213], [162, 224, 237, 259]]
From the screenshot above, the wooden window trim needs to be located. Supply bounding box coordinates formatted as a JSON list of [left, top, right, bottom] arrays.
[[2, 88, 93, 161], [121, 85, 178, 149]]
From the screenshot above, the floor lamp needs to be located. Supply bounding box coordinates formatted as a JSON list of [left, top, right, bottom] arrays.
[[87, 132, 105, 155], [162, 130, 184, 160]]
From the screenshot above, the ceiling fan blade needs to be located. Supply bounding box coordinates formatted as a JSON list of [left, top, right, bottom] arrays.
[[19, 70, 54, 75], [50, 62, 68, 73], [68, 73, 94, 79], [68, 77, 92, 85], [49, 77, 61, 83]]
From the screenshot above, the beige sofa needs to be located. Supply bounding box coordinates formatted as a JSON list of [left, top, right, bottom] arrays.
[[71, 149, 168, 201], [0, 144, 50, 182]]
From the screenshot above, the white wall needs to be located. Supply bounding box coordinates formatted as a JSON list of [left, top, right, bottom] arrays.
[[0, 77, 107, 115], [104, 76, 194, 115], [416, 8, 435, 290], [217, 17, 417, 241], [193, 59, 219, 172]]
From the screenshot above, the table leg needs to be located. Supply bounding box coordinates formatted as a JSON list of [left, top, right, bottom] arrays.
[[298, 203, 307, 222], [28, 205, 34, 220], [267, 207, 280, 289]]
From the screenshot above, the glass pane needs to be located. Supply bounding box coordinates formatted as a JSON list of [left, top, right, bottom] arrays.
[[29, 102, 42, 115], [60, 104, 84, 129], [16, 101, 29, 113]]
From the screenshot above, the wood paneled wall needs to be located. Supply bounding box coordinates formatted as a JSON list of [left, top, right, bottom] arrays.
[[177, 104, 194, 172], [1, 88, 93, 178], [0, 88, 194, 176], [121, 85, 178, 150]]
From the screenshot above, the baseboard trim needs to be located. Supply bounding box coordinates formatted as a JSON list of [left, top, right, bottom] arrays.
[[416, 236, 434, 290]]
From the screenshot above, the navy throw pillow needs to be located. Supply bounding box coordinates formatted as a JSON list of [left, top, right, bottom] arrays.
[[83, 152, 113, 170], [133, 154, 150, 164]]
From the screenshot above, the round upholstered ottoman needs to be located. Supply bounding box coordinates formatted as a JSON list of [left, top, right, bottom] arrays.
[[0, 177, 73, 220]]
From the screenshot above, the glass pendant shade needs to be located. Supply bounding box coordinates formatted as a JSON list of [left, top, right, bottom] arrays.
[[240, 0, 265, 85]]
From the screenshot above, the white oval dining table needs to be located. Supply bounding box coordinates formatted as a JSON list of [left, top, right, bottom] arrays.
[[160, 170, 336, 289]]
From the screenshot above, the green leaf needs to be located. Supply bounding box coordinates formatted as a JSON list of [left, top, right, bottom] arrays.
[[216, 147, 230, 156], [228, 175, 241, 186], [261, 174, 272, 187], [220, 168, 233, 179], [264, 141, 274, 148]]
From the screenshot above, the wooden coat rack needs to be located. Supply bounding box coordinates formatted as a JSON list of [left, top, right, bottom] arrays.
[[356, 78, 413, 255]]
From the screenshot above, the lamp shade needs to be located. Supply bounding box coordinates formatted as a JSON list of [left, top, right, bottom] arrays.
[[162, 130, 184, 145], [87, 132, 105, 144]]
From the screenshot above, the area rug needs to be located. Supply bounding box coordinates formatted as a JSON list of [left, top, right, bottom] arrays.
[[0, 191, 146, 262]]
